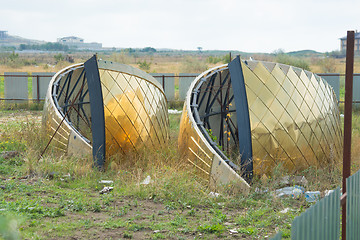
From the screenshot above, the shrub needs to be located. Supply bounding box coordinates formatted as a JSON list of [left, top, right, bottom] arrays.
[[276, 54, 311, 71]]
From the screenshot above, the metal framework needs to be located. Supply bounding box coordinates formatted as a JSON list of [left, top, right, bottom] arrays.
[[53, 67, 91, 143], [43, 55, 170, 170], [51, 56, 106, 167], [189, 57, 254, 180], [179, 56, 342, 189]]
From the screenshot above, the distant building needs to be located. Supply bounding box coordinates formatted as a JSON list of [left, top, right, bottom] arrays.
[[57, 36, 102, 50], [57, 36, 84, 44], [0, 31, 8, 39], [340, 31, 360, 54]]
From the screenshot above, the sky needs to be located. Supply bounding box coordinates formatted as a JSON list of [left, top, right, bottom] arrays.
[[1, 0, 359, 53]]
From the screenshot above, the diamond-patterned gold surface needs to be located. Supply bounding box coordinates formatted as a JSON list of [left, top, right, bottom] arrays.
[[99, 67, 169, 157], [43, 60, 169, 162], [242, 60, 342, 175], [179, 60, 343, 182]]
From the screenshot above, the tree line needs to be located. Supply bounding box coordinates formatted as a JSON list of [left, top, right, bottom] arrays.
[[19, 42, 69, 51]]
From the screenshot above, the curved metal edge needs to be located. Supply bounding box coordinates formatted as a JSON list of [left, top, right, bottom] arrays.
[[184, 64, 250, 190], [229, 56, 253, 181], [43, 62, 92, 157], [98, 59, 167, 98], [84, 55, 106, 169]]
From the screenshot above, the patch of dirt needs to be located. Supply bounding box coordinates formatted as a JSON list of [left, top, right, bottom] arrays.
[[0, 110, 42, 124]]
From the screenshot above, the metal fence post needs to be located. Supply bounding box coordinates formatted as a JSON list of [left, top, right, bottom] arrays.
[[36, 75, 40, 103], [162, 75, 165, 91], [342, 30, 355, 240]]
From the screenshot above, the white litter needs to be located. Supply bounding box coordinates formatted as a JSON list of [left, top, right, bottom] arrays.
[[99, 186, 113, 194], [140, 175, 153, 185], [275, 186, 304, 198], [229, 229, 238, 234], [305, 191, 321, 202], [168, 109, 182, 114], [280, 208, 291, 214], [208, 192, 220, 198], [324, 189, 334, 197], [99, 180, 114, 184]]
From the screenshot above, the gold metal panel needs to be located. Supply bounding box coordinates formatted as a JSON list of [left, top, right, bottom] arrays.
[[253, 62, 271, 84], [258, 85, 275, 106], [245, 87, 258, 108], [281, 76, 296, 98], [44, 60, 169, 164], [178, 59, 342, 188]]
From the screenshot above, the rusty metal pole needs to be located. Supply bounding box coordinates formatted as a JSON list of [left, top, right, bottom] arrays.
[[342, 30, 355, 240], [162, 75, 165, 91]]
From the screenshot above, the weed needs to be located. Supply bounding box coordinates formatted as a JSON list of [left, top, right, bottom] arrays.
[[152, 232, 165, 239], [197, 223, 226, 234], [91, 202, 101, 212], [170, 214, 187, 227], [102, 218, 126, 229], [0, 108, 351, 239], [180, 57, 208, 73], [127, 222, 144, 231], [123, 230, 133, 239], [138, 60, 152, 71], [0, 215, 20, 240]]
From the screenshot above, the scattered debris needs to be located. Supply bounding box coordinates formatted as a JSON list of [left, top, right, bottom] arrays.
[[153, 230, 160, 233], [305, 191, 321, 202], [229, 229, 238, 234], [168, 109, 182, 114], [0, 151, 20, 160], [324, 189, 334, 197], [0, 186, 5, 190], [63, 173, 71, 178], [18, 175, 30, 180], [278, 175, 308, 187], [280, 208, 291, 214], [255, 187, 269, 193], [140, 175, 152, 185], [99, 180, 114, 184], [99, 186, 113, 194], [275, 186, 304, 198], [208, 192, 220, 198]]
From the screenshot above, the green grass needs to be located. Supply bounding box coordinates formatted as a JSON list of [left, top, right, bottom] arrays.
[[0, 110, 346, 239]]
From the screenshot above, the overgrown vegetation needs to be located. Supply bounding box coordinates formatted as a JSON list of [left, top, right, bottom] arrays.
[[180, 56, 208, 73], [1, 49, 360, 74], [274, 51, 311, 71], [0, 106, 351, 239], [19, 43, 69, 52], [0, 52, 359, 239]]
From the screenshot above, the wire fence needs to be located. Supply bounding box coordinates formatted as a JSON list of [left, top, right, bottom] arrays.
[[1, 72, 360, 103]]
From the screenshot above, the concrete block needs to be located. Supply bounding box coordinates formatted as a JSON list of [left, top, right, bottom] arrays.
[[150, 73, 175, 101], [179, 73, 199, 101], [32, 72, 55, 100], [4, 72, 28, 101]]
